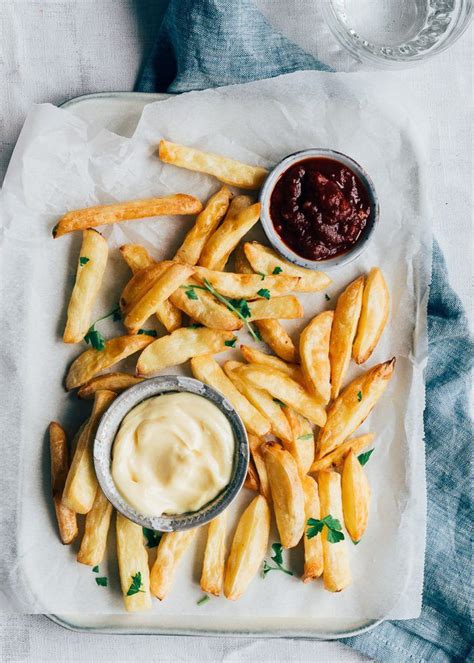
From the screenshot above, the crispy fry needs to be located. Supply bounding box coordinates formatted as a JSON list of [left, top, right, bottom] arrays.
[[120, 261, 172, 313], [318, 471, 351, 592], [234, 242, 254, 274], [254, 320, 299, 363], [310, 433, 375, 474], [302, 475, 323, 582], [193, 267, 300, 299], [318, 359, 395, 458], [137, 327, 235, 377], [262, 441, 305, 549], [159, 140, 268, 190], [63, 230, 108, 343], [49, 422, 78, 544], [150, 529, 197, 600], [190, 355, 270, 437], [353, 267, 390, 364], [329, 276, 364, 399], [62, 390, 116, 513], [300, 311, 333, 404], [174, 186, 232, 265], [240, 344, 302, 382], [244, 242, 331, 292], [247, 295, 303, 321], [342, 450, 371, 543], [224, 495, 270, 600], [199, 202, 261, 271], [116, 512, 152, 612], [235, 364, 326, 427], [53, 194, 202, 238], [77, 488, 113, 566], [77, 372, 144, 399], [248, 435, 271, 501], [283, 407, 315, 475], [244, 458, 260, 492], [170, 277, 243, 331], [66, 335, 154, 390], [200, 511, 227, 596]]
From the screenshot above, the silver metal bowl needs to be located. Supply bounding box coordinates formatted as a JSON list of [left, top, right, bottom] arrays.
[[259, 148, 379, 270], [93, 375, 249, 532]]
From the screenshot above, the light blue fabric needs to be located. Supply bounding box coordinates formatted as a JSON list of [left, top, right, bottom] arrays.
[[136, 2, 473, 661]]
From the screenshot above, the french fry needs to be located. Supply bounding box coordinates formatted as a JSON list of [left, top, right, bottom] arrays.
[[302, 475, 324, 582], [262, 441, 305, 549], [353, 267, 390, 364], [116, 512, 152, 612], [341, 450, 371, 543], [300, 311, 333, 405], [120, 261, 172, 313], [77, 488, 113, 566], [310, 433, 375, 474], [244, 459, 260, 492], [248, 435, 271, 501], [159, 140, 268, 190], [224, 495, 270, 600], [200, 511, 227, 596], [234, 242, 254, 274], [62, 390, 116, 513], [193, 267, 300, 299], [240, 344, 302, 383], [244, 242, 331, 292], [318, 359, 395, 458], [283, 407, 315, 475], [66, 335, 154, 390], [124, 263, 194, 333], [150, 529, 197, 600], [174, 186, 232, 265], [247, 296, 303, 321], [63, 230, 108, 343], [77, 372, 143, 399], [318, 471, 351, 592], [53, 194, 202, 238], [191, 355, 270, 437], [170, 277, 243, 331], [329, 276, 364, 400], [254, 320, 299, 363], [49, 422, 78, 544], [234, 364, 326, 427], [199, 202, 261, 271], [137, 327, 236, 376], [224, 361, 292, 442]]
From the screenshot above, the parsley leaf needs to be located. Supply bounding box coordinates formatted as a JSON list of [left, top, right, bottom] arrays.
[[272, 266, 282, 274], [357, 391, 363, 402], [257, 288, 271, 300], [201, 280, 260, 342], [327, 528, 345, 543], [297, 433, 313, 441], [306, 515, 345, 543], [126, 572, 145, 596], [325, 293, 331, 301], [95, 577, 108, 587], [79, 256, 90, 266], [183, 286, 199, 300], [197, 595, 210, 606], [84, 328, 106, 351], [224, 337, 237, 348], [143, 527, 162, 548], [258, 272, 266, 281], [92, 565, 99, 573], [273, 398, 286, 408], [358, 449, 374, 466], [137, 329, 157, 337], [262, 542, 293, 577]]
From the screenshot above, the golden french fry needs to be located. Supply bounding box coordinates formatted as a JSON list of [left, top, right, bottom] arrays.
[[248, 435, 271, 502], [199, 202, 261, 271], [137, 327, 235, 377], [159, 140, 268, 190], [244, 459, 260, 492], [329, 276, 365, 399], [318, 359, 395, 458], [49, 422, 78, 544], [234, 242, 254, 274], [224, 495, 270, 600], [342, 450, 371, 543], [283, 407, 315, 475], [254, 320, 299, 364], [300, 311, 333, 404], [62, 390, 116, 513], [77, 488, 113, 566], [302, 475, 324, 582], [244, 242, 331, 292], [77, 372, 144, 399], [171, 277, 243, 331], [235, 364, 326, 427], [247, 296, 303, 321], [190, 355, 270, 437], [124, 263, 194, 333], [310, 433, 375, 474], [174, 186, 232, 265], [353, 268, 390, 364], [66, 335, 154, 390], [262, 441, 305, 549], [240, 344, 302, 382], [53, 194, 202, 238], [150, 529, 197, 600], [201, 512, 227, 596], [63, 230, 108, 343], [193, 267, 300, 299], [120, 261, 171, 313], [318, 471, 351, 592], [116, 512, 152, 612], [224, 361, 292, 442]]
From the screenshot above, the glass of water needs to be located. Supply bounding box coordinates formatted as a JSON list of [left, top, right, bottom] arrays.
[[323, 0, 472, 66]]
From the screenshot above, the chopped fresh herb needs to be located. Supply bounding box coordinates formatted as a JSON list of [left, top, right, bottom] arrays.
[[79, 256, 90, 266], [84, 328, 106, 351], [95, 577, 108, 587], [52, 223, 59, 238], [92, 565, 99, 573], [126, 572, 145, 596], [188, 323, 203, 329], [182, 285, 199, 300], [262, 542, 293, 577], [197, 595, 210, 606], [258, 272, 266, 281], [224, 337, 237, 348], [297, 433, 313, 441], [357, 391, 363, 402], [358, 449, 374, 466], [272, 266, 282, 274], [137, 329, 158, 337], [325, 293, 331, 301], [201, 280, 260, 342], [257, 288, 271, 300], [143, 527, 162, 548], [273, 398, 286, 408], [307, 515, 345, 543]]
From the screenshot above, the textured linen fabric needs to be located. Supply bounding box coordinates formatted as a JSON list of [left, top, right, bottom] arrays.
[[136, 2, 474, 662]]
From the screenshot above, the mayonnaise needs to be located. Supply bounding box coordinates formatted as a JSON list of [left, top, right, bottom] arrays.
[[111, 392, 235, 517]]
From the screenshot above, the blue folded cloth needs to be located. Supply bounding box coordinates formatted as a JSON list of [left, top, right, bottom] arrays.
[[136, 2, 473, 660]]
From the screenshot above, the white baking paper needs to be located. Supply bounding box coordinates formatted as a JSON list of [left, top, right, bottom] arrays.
[[0, 72, 429, 619]]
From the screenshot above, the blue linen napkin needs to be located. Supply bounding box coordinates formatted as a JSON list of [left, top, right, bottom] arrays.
[[136, 2, 473, 660]]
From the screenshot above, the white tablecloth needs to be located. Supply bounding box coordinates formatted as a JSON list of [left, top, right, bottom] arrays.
[[0, 2, 471, 662]]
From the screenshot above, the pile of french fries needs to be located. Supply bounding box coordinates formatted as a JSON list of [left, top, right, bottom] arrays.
[[49, 140, 394, 611]]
